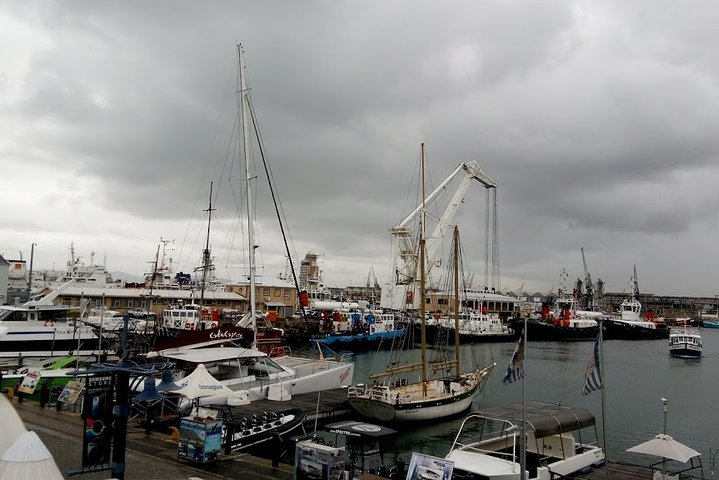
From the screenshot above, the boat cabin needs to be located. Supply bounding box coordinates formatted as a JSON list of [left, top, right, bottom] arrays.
[[446, 401, 605, 480]]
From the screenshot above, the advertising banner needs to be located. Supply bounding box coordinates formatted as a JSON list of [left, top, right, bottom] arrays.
[[18, 371, 41, 394], [81, 374, 114, 468], [405, 452, 454, 480], [178, 417, 223, 463]]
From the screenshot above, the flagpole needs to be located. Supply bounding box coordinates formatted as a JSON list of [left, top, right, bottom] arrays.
[[520, 316, 527, 480], [599, 318, 608, 480]]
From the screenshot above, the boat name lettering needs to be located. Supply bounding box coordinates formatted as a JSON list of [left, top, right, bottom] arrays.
[[209, 330, 242, 340], [198, 384, 224, 390]]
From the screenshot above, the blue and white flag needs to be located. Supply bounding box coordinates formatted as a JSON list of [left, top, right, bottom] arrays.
[[582, 334, 603, 395], [502, 332, 525, 385]]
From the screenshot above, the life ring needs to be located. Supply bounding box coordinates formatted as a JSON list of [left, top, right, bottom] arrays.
[[210, 321, 218, 329], [44, 320, 54, 327], [370, 325, 377, 334], [184, 322, 195, 330]]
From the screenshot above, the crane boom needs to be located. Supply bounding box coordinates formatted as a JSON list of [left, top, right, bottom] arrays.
[[381, 160, 497, 311], [580, 247, 594, 310]]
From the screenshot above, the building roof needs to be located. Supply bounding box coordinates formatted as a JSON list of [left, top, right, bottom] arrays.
[[56, 286, 245, 301]]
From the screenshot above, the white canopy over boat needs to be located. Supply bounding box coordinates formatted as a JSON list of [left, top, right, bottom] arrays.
[[174, 363, 250, 405]]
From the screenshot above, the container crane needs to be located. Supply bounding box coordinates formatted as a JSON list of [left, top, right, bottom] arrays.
[[381, 160, 497, 311], [580, 247, 594, 311]]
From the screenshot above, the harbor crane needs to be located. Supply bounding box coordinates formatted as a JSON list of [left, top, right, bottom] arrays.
[[380, 160, 497, 311], [580, 247, 595, 311]]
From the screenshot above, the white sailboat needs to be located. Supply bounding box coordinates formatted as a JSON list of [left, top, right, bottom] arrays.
[[232, 43, 354, 395], [347, 144, 494, 422]]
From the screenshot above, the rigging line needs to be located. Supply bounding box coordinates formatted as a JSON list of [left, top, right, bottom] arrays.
[[245, 85, 306, 319]]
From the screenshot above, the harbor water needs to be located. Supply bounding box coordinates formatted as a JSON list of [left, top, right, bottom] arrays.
[[349, 327, 719, 469]]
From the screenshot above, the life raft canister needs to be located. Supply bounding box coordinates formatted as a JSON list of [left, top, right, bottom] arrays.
[[405, 291, 414, 304], [299, 291, 309, 308]]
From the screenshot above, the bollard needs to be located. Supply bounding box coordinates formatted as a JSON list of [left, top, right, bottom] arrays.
[[55, 386, 63, 412], [40, 383, 50, 408], [224, 424, 234, 455]]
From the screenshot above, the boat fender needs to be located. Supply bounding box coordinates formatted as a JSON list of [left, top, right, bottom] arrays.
[[210, 321, 218, 329], [370, 325, 377, 334]]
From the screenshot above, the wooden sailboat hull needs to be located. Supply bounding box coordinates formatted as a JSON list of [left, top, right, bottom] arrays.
[[348, 365, 494, 423]]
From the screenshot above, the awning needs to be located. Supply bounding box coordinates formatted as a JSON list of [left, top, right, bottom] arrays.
[[160, 346, 267, 363], [474, 401, 596, 438]]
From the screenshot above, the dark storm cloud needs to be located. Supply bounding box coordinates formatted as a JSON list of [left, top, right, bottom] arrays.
[[3, 1, 719, 296]]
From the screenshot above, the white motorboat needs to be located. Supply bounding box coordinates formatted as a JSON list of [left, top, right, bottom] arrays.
[[445, 401, 605, 480], [149, 343, 354, 403], [0, 281, 102, 363]]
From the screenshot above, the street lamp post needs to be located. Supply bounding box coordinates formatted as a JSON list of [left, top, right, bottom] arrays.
[[661, 397, 668, 479]]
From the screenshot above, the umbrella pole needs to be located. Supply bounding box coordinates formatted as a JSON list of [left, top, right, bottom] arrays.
[[661, 398, 668, 479]]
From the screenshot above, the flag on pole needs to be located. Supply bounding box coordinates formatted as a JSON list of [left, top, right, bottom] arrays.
[[582, 334, 602, 395], [502, 331, 525, 385]]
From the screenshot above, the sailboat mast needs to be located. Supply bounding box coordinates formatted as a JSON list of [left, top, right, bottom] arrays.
[[420, 143, 427, 390], [453, 226, 461, 377], [238, 43, 257, 345], [199, 181, 215, 310]]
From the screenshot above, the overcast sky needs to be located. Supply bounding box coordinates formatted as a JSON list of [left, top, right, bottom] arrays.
[[3, 1, 719, 298]]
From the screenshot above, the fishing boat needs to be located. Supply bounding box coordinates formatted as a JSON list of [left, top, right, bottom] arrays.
[[426, 310, 514, 344], [445, 401, 605, 480], [512, 270, 600, 342], [311, 309, 407, 351], [347, 146, 495, 423], [602, 265, 669, 340], [669, 328, 702, 359]]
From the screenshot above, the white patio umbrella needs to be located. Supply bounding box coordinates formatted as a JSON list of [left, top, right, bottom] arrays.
[[174, 363, 249, 406], [627, 434, 701, 463], [0, 394, 28, 455], [0, 430, 64, 480]]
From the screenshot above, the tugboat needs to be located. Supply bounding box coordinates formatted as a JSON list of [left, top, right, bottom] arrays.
[[602, 265, 669, 340]]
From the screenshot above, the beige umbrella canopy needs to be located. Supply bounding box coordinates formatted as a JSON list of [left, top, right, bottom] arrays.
[[0, 431, 64, 480], [0, 394, 27, 455], [627, 434, 701, 463]]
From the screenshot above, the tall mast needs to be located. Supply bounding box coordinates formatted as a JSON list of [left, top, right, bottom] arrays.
[[453, 226, 461, 377], [238, 43, 257, 345], [420, 143, 427, 392], [199, 181, 215, 310]]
